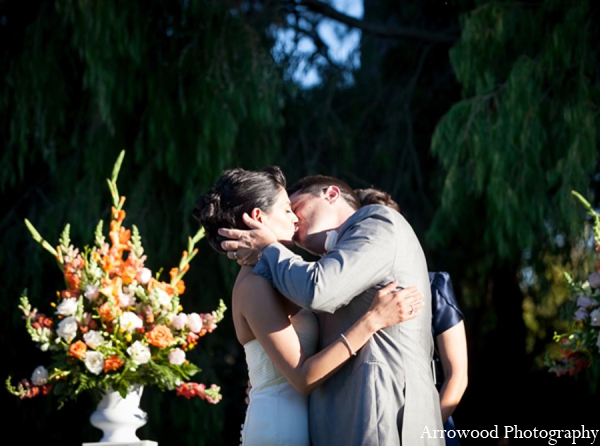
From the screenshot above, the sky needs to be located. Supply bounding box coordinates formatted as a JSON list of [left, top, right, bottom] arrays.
[[272, 0, 363, 87]]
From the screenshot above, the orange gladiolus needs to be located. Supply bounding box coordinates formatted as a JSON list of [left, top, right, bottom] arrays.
[[146, 325, 174, 348], [111, 206, 126, 224], [69, 341, 87, 359], [98, 302, 118, 322], [148, 278, 176, 297], [99, 277, 123, 300]]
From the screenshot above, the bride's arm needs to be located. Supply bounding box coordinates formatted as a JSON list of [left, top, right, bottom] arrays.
[[236, 276, 423, 395]]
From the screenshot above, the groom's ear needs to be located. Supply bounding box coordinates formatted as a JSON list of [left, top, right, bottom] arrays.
[[249, 207, 264, 223], [324, 186, 341, 204]]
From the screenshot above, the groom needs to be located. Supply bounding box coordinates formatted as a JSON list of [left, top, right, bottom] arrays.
[[219, 174, 444, 445]]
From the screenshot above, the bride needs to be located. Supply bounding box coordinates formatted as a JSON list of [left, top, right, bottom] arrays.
[[193, 166, 424, 446]]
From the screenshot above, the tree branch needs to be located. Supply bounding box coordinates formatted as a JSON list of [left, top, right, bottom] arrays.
[[296, 0, 458, 44]]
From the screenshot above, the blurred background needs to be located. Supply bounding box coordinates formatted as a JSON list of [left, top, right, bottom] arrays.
[[1, 0, 599, 444]]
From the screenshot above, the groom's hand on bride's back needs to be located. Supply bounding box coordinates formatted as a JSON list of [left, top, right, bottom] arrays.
[[218, 213, 278, 266]]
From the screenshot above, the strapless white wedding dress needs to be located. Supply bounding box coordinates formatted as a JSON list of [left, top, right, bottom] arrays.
[[240, 309, 318, 446]]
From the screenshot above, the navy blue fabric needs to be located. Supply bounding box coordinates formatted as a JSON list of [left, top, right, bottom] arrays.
[[429, 272, 464, 446], [430, 271, 464, 336], [444, 416, 461, 446]]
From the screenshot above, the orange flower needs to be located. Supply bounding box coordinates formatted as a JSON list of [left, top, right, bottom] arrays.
[[175, 280, 185, 295], [109, 226, 131, 250], [69, 341, 87, 359], [98, 302, 119, 322], [60, 289, 80, 300], [120, 253, 145, 285], [169, 265, 189, 295], [148, 278, 176, 297], [184, 332, 200, 350], [99, 277, 123, 301], [111, 206, 126, 224], [103, 355, 124, 373], [146, 324, 174, 348]]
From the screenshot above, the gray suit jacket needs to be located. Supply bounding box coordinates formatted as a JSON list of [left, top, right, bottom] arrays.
[[253, 205, 444, 446]]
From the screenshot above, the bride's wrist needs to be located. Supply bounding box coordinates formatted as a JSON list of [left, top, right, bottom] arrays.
[[360, 310, 381, 334]]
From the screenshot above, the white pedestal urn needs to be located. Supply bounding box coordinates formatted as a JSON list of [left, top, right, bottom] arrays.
[[89, 385, 147, 443]]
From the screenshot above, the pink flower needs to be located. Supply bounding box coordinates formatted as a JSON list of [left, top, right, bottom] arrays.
[[172, 313, 188, 330], [137, 268, 152, 285], [168, 348, 186, 365], [202, 313, 218, 333], [118, 290, 136, 308], [84, 285, 99, 301], [205, 384, 223, 404], [187, 313, 202, 333]]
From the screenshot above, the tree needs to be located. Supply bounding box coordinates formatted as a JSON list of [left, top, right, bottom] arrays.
[[429, 0, 600, 424], [0, 1, 283, 444]]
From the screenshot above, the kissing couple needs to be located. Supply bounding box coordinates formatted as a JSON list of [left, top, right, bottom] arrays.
[[193, 166, 445, 446]]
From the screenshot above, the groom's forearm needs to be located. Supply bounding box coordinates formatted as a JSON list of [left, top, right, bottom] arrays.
[[253, 240, 390, 313], [252, 243, 320, 310]]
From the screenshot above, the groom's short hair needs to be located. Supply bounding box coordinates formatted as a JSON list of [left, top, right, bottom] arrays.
[[287, 175, 361, 210]]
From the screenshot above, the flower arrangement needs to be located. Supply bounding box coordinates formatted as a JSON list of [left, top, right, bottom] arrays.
[[545, 191, 600, 392], [6, 151, 226, 407]]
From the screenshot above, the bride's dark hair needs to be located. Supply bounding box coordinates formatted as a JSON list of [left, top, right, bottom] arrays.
[[192, 166, 287, 253]]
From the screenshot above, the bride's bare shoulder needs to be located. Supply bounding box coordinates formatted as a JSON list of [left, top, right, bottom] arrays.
[[233, 272, 277, 304]]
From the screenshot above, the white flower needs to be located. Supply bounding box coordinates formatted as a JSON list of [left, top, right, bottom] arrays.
[[84, 351, 104, 375], [127, 341, 151, 365], [590, 308, 600, 327], [168, 348, 186, 365], [119, 311, 143, 332], [84, 285, 99, 301], [56, 316, 78, 343], [187, 313, 202, 333], [172, 313, 188, 330], [324, 230, 339, 253], [56, 298, 78, 316], [30, 366, 48, 386], [83, 330, 105, 349], [154, 288, 171, 309], [137, 268, 152, 285]]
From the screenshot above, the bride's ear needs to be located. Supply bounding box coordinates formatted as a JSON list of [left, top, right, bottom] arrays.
[[249, 207, 264, 223]]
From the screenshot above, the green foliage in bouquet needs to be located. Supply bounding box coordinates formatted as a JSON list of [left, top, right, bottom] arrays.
[[6, 151, 226, 407], [545, 191, 600, 392]]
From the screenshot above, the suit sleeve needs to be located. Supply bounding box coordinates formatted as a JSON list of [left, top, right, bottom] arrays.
[[252, 211, 397, 313]]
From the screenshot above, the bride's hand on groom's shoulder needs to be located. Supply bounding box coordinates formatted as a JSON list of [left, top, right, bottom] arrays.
[[367, 282, 424, 330], [218, 213, 278, 266]]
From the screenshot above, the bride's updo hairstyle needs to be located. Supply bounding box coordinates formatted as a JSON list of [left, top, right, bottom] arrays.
[[192, 166, 287, 254]]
